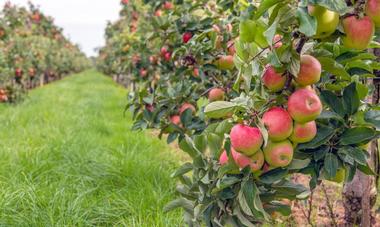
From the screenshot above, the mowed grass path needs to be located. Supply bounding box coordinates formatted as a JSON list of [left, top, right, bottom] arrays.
[[0, 70, 182, 226]]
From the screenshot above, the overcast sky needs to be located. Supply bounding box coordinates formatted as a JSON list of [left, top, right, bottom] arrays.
[[6, 0, 122, 56]]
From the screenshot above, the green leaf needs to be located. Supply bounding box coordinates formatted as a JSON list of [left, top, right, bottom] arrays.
[[317, 57, 351, 80], [259, 168, 288, 184], [254, 0, 282, 19], [356, 82, 369, 100], [204, 101, 236, 119], [296, 7, 317, 37], [317, 110, 344, 121], [207, 133, 224, 157], [320, 90, 345, 117], [263, 201, 291, 216], [297, 125, 335, 150], [163, 198, 193, 214], [340, 127, 377, 145], [287, 158, 311, 170], [357, 163, 376, 175], [338, 147, 367, 165], [365, 110, 380, 130], [264, 19, 278, 46], [308, 0, 349, 14], [324, 153, 338, 179], [179, 135, 201, 158], [171, 163, 193, 178], [288, 54, 300, 77], [343, 82, 360, 116]]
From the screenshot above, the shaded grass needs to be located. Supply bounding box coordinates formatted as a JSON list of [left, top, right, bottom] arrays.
[[0, 70, 182, 226]]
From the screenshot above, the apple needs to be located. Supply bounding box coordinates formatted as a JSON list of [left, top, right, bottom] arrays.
[[212, 25, 221, 33], [295, 55, 321, 86], [160, 46, 168, 56], [193, 68, 199, 77], [263, 140, 294, 168], [226, 23, 233, 33], [28, 68, 35, 77], [164, 52, 171, 61], [15, 68, 23, 77], [290, 121, 317, 143], [122, 0, 129, 4], [262, 65, 286, 92], [163, 1, 173, 10], [154, 9, 162, 17], [232, 149, 264, 172], [272, 34, 283, 48], [179, 103, 196, 114], [182, 32, 193, 43], [227, 40, 236, 55], [214, 55, 234, 70], [288, 88, 322, 123], [342, 16, 375, 50], [149, 56, 158, 64], [219, 150, 229, 165], [145, 104, 154, 112], [366, 0, 380, 27], [262, 107, 293, 141], [139, 69, 148, 77], [308, 5, 339, 38], [170, 115, 181, 125], [208, 88, 225, 101], [230, 124, 263, 156]]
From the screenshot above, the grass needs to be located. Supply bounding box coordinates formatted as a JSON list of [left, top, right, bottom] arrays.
[[0, 70, 183, 226]]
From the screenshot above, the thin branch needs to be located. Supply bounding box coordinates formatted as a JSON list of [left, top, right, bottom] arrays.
[[321, 183, 338, 227]]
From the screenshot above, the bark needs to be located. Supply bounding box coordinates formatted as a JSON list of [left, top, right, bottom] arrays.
[[342, 41, 380, 226]]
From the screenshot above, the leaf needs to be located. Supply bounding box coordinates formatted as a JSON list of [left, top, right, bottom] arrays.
[[317, 57, 351, 80], [204, 101, 236, 119], [207, 133, 224, 157], [287, 159, 311, 170], [317, 110, 344, 121], [254, 0, 282, 19], [179, 135, 201, 158], [163, 198, 194, 214], [171, 163, 193, 178], [264, 19, 278, 46], [259, 168, 288, 184], [297, 125, 335, 150], [263, 201, 291, 216], [320, 90, 345, 117], [296, 7, 317, 37], [343, 82, 360, 116], [217, 175, 241, 190], [340, 127, 378, 145], [365, 110, 380, 130], [357, 163, 376, 175], [288, 54, 300, 77], [308, 0, 349, 14], [338, 146, 367, 165], [324, 153, 339, 179]]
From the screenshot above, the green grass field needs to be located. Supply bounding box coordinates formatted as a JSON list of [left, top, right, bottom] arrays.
[[0, 70, 182, 226]]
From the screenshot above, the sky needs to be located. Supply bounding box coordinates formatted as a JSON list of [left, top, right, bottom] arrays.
[[5, 0, 122, 56]]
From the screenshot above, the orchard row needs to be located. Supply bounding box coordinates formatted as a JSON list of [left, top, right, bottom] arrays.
[[98, 0, 380, 225], [0, 2, 90, 103]]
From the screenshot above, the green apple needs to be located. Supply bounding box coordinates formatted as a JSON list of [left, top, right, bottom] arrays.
[[308, 5, 339, 38]]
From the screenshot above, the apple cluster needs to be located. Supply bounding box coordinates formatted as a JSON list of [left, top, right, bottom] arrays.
[[219, 55, 323, 173], [309, 1, 379, 50]]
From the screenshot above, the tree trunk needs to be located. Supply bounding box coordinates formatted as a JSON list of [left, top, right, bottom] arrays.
[[342, 40, 380, 226]]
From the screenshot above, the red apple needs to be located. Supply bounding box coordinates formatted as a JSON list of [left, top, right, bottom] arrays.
[[139, 69, 148, 77], [214, 55, 234, 70], [230, 124, 263, 156], [232, 148, 264, 172], [15, 68, 23, 77], [262, 107, 293, 141], [163, 1, 173, 10], [366, 0, 380, 27], [193, 68, 199, 77], [208, 88, 225, 101], [290, 121, 317, 143], [342, 16, 375, 50], [273, 34, 283, 48], [164, 52, 171, 61], [262, 65, 286, 92], [288, 88, 322, 123], [263, 140, 294, 168], [227, 40, 236, 55], [295, 55, 321, 87], [179, 103, 196, 114], [170, 115, 181, 125], [182, 32, 193, 43], [154, 9, 162, 17]]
